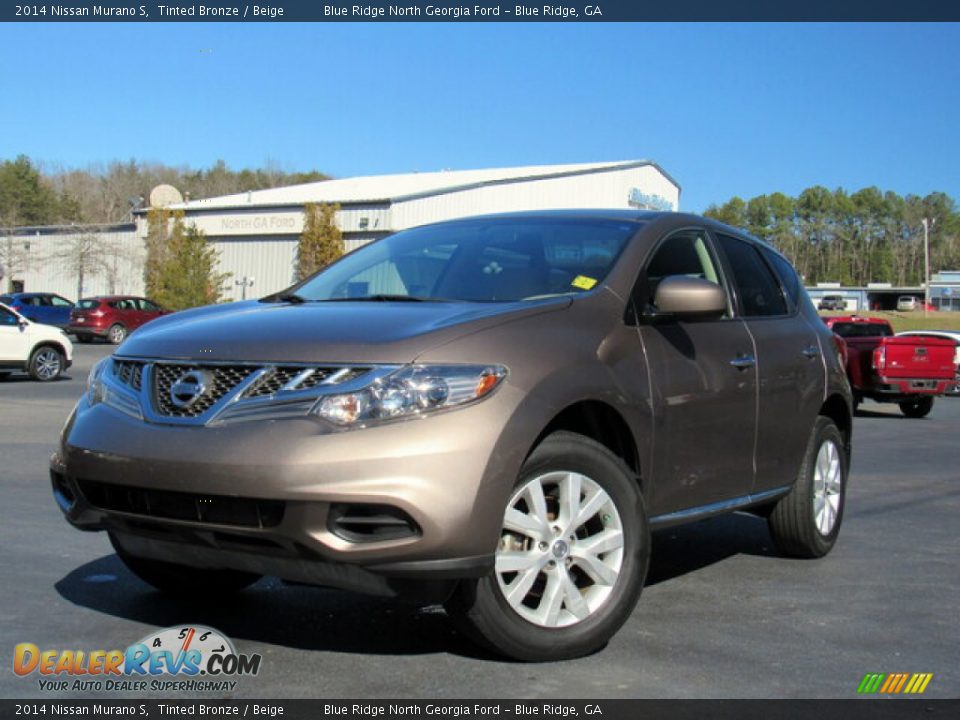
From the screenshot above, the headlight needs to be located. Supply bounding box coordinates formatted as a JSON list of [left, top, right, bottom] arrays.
[[313, 364, 507, 427], [87, 357, 110, 406]]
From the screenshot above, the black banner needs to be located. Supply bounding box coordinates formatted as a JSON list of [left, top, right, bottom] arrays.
[[1, 700, 959, 720], [3, 0, 960, 22]]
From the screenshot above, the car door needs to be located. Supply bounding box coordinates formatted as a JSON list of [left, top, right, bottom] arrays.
[[0, 306, 29, 362], [136, 298, 163, 327], [713, 233, 825, 494], [635, 228, 757, 515], [114, 298, 139, 328], [48, 295, 74, 328]]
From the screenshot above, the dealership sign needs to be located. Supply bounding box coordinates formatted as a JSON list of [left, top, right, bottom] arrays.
[[627, 188, 674, 211]]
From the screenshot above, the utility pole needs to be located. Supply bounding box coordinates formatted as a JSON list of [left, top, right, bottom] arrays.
[[922, 218, 933, 315]]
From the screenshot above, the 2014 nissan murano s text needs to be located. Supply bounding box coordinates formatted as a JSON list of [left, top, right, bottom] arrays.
[[52, 211, 853, 661]]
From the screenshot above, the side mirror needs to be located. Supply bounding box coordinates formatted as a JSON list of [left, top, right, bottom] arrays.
[[652, 275, 727, 319], [18, 319, 28, 331]]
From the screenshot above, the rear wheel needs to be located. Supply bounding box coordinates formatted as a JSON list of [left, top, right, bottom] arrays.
[[110, 533, 261, 594], [28, 346, 64, 382], [446, 431, 648, 662], [768, 416, 847, 558], [107, 324, 127, 345], [899, 396, 934, 418]]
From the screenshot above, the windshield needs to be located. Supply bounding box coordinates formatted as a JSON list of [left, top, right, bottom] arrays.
[[77, 299, 101, 309], [290, 217, 640, 303]]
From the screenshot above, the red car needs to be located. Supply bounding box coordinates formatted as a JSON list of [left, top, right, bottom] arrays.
[[68, 296, 169, 345]]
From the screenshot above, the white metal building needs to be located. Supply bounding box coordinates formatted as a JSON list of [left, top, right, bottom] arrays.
[[1, 223, 144, 301], [140, 160, 680, 302]]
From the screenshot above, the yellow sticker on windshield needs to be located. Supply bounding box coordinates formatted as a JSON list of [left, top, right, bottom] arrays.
[[571, 275, 598, 290]]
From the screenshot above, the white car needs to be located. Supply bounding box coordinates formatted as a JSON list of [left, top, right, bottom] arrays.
[[0, 302, 73, 381], [896, 296, 918, 312], [897, 330, 960, 395]]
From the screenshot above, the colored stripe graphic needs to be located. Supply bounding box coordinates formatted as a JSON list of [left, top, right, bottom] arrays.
[[858, 672, 933, 694], [858, 674, 885, 693]]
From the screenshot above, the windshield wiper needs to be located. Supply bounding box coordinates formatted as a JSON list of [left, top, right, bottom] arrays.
[[263, 292, 307, 304], [321, 294, 432, 302]]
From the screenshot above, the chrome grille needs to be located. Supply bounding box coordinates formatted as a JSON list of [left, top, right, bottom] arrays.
[[242, 366, 372, 398], [153, 364, 255, 418], [244, 367, 304, 397], [297, 367, 369, 389], [113, 360, 144, 391]]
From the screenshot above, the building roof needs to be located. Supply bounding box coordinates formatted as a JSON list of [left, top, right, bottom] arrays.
[[164, 160, 679, 212]]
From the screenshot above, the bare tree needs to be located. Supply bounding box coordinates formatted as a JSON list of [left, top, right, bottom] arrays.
[[41, 226, 138, 299]]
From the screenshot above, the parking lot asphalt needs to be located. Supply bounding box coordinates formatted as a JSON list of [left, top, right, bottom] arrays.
[[1, 345, 957, 699]]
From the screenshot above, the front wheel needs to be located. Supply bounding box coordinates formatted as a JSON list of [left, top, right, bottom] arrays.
[[899, 396, 934, 418], [28, 346, 64, 382], [110, 533, 261, 594], [768, 416, 848, 558], [446, 431, 649, 662]]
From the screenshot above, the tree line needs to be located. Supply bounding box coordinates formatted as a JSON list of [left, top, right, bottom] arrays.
[[0, 154, 329, 227], [704, 187, 960, 286]]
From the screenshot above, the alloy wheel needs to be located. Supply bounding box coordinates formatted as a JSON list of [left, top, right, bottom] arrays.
[[34, 349, 61, 380], [496, 471, 624, 628], [813, 439, 842, 535]]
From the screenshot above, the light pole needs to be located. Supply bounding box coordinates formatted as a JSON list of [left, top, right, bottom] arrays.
[[235, 276, 255, 301], [922, 218, 934, 314]]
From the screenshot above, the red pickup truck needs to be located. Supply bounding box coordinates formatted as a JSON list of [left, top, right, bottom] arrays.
[[824, 316, 957, 418]]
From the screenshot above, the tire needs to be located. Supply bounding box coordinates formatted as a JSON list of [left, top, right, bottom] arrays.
[[0, 371, 9, 380], [852, 395, 862, 415], [110, 533, 260, 594], [899, 396, 934, 418], [107, 324, 127, 345], [28, 345, 64, 382], [445, 431, 649, 662], [768, 416, 848, 559]]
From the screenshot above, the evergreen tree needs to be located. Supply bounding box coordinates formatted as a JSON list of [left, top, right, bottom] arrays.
[[297, 202, 343, 280], [152, 216, 230, 310]]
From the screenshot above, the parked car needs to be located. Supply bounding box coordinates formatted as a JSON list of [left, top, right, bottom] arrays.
[[818, 294, 846, 311], [0, 292, 75, 329], [0, 302, 73, 381], [68, 296, 169, 344], [52, 211, 853, 661], [896, 330, 960, 395], [825, 315, 956, 416], [896, 296, 919, 312]]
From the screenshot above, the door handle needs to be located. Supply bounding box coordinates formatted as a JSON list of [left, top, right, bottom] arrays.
[[802, 345, 819, 359], [729, 354, 756, 370]]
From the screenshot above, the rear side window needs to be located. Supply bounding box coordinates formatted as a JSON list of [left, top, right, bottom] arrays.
[[717, 234, 788, 317], [762, 249, 802, 306]]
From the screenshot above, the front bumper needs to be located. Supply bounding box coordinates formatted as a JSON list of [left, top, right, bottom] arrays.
[[51, 390, 523, 596]]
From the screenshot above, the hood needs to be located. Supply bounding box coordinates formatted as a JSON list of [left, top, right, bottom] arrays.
[[116, 298, 572, 364]]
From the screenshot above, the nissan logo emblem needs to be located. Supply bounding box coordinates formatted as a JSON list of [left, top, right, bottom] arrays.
[[169, 370, 211, 409]]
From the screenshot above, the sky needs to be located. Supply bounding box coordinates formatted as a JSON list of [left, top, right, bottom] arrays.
[[1, 22, 958, 212]]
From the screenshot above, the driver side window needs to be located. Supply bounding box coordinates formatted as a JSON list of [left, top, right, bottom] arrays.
[[639, 231, 724, 313]]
